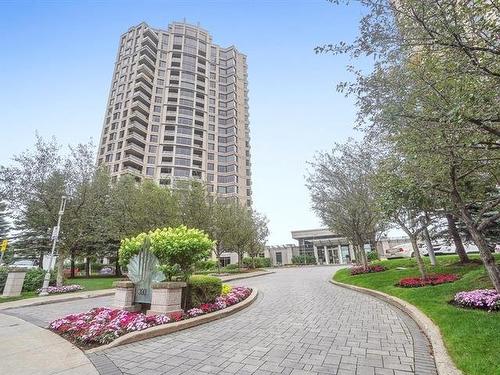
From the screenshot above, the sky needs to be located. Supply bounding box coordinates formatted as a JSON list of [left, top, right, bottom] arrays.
[[0, 0, 367, 245]]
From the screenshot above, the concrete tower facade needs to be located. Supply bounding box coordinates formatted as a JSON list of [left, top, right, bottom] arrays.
[[97, 21, 252, 205]]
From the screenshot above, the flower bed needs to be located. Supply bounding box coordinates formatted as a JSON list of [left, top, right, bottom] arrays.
[[49, 286, 252, 348], [350, 265, 386, 275], [36, 284, 84, 294], [453, 289, 500, 312], [397, 274, 458, 288]]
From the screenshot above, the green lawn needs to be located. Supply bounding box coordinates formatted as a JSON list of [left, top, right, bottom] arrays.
[[333, 255, 500, 375], [65, 276, 123, 291], [0, 276, 122, 304]]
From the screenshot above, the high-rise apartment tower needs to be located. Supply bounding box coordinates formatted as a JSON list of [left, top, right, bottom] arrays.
[[97, 21, 252, 206]]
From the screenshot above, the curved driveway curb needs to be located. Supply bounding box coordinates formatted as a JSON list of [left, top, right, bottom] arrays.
[[87, 288, 259, 353], [330, 279, 462, 375]]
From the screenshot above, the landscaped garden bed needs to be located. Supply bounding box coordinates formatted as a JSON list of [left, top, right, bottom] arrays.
[[453, 289, 500, 312], [49, 286, 252, 349], [36, 284, 84, 294], [397, 274, 458, 287], [350, 264, 386, 275], [333, 255, 500, 375]]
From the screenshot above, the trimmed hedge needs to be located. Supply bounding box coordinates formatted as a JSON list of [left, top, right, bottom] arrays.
[[242, 257, 272, 268], [0, 267, 56, 293], [0, 266, 7, 293], [186, 275, 222, 308], [367, 251, 379, 261], [23, 268, 56, 292], [195, 259, 218, 271], [291, 255, 316, 265]]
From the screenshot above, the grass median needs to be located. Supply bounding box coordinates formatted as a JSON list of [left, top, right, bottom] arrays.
[[333, 255, 500, 375]]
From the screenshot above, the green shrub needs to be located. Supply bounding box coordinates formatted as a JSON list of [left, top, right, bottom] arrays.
[[187, 275, 222, 308], [291, 255, 316, 265], [224, 263, 239, 270], [119, 225, 215, 281], [0, 266, 7, 293], [22, 268, 56, 292], [367, 251, 379, 261], [243, 257, 272, 268], [195, 259, 218, 271]]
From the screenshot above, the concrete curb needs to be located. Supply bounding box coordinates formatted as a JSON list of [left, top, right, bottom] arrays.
[[329, 279, 462, 375], [0, 290, 114, 311], [219, 270, 274, 282], [86, 287, 259, 353]]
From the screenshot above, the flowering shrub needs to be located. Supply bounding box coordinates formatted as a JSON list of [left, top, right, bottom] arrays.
[[49, 286, 252, 348], [48, 307, 170, 347], [454, 289, 500, 312], [36, 285, 84, 294], [350, 265, 386, 275], [119, 226, 215, 281], [221, 284, 232, 296], [397, 274, 459, 287]]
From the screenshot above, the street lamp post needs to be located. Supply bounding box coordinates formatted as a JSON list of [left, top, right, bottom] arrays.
[[39, 195, 67, 296]]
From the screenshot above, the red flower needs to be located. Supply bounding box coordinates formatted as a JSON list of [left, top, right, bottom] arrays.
[[350, 265, 386, 275], [398, 274, 458, 287], [169, 311, 185, 321]]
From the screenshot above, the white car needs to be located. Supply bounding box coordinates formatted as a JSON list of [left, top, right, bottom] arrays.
[[387, 242, 480, 258], [10, 259, 39, 269], [385, 243, 415, 258]]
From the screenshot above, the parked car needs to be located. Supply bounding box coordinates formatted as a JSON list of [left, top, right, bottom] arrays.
[[9, 259, 39, 269], [99, 266, 115, 275], [387, 241, 480, 258], [386, 243, 415, 258]]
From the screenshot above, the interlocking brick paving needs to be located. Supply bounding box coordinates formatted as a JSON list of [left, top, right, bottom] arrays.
[[87, 267, 437, 375]]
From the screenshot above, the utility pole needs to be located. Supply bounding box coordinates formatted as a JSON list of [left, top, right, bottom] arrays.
[[39, 195, 67, 296]]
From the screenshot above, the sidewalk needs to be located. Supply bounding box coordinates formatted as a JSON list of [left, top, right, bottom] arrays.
[[0, 313, 98, 374], [0, 289, 113, 311], [218, 269, 274, 282]]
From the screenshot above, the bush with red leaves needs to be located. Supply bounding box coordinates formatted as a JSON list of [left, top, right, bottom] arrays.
[[350, 265, 386, 275], [397, 274, 459, 288]]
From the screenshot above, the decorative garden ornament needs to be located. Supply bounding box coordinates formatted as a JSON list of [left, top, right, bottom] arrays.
[[127, 237, 165, 303]]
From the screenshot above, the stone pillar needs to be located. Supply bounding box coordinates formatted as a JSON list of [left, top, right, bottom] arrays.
[[148, 281, 187, 316], [2, 268, 27, 297], [113, 281, 140, 312], [338, 244, 342, 264], [324, 246, 330, 265], [313, 245, 319, 265]]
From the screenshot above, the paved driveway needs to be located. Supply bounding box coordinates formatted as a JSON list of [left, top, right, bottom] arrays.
[[86, 266, 437, 375]]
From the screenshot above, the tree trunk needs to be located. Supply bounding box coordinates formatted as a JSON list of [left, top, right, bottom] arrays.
[[422, 227, 436, 266], [455, 203, 500, 292], [410, 235, 427, 279], [85, 257, 90, 278], [56, 256, 64, 287], [70, 248, 75, 278], [216, 247, 221, 274], [115, 249, 122, 277], [446, 213, 469, 263]]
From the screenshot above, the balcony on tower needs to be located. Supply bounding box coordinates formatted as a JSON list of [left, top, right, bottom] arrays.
[[127, 130, 147, 148], [131, 100, 150, 118], [129, 121, 148, 137], [124, 142, 145, 157], [134, 81, 152, 97], [142, 29, 158, 51], [138, 53, 156, 71], [122, 153, 144, 170], [137, 63, 155, 81], [130, 110, 149, 127], [135, 72, 153, 90], [132, 90, 151, 107]]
